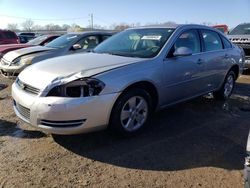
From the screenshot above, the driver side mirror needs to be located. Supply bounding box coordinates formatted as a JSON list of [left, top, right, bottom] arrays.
[[72, 44, 82, 50], [173, 47, 192, 57]]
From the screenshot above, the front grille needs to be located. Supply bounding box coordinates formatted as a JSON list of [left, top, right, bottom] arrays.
[[16, 78, 40, 95], [0, 58, 10, 66], [40, 119, 86, 128], [14, 100, 30, 121]]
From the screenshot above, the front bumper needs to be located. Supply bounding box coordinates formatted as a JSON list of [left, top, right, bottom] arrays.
[[12, 82, 120, 135], [0, 63, 27, 77]]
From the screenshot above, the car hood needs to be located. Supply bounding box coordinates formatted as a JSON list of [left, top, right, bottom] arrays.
[[18, 53, 145, 90], [3, 46, 55, 62]]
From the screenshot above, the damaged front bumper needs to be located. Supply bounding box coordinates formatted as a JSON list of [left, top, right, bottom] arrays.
[[12, 81, 120, 135], [0, 63, 27, 77]]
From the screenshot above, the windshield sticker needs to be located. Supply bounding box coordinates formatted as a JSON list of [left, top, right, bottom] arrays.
[[141, 36, 162, 40]]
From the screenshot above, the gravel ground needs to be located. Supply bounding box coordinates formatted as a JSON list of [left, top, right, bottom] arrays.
[[0, 74, 250, 188]]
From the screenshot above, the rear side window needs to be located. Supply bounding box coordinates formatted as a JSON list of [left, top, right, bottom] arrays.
[[3, 31, 17, 39], [221, 36, 232, 49], [101, 35, 111, 42], [201, 30, 223, 52]]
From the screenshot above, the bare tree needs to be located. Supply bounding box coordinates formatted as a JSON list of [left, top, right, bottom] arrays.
[[67, 24, 83, 32], [7, 23, 19, 31], [33, 25, 44, 31], [22, 19, 34, 31], [62, 24, 70, 31], [113, 23, 130, 31]]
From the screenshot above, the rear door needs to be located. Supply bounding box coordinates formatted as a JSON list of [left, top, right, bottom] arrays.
[[162, 29, 206, 105], [199, 29, 228, 90]]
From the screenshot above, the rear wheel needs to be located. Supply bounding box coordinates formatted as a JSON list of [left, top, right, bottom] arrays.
[[214, 71, 236, 100], [109, 88, 152, 136]]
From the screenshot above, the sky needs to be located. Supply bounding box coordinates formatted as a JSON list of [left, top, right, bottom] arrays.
[[0, 0, 249, 29]]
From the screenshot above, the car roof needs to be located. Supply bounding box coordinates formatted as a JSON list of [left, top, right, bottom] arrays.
[[67, 31, 115, 35], [125, 24, 222, 32]]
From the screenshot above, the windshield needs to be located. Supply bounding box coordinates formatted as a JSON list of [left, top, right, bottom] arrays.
[[229, 24, 250, 35], [45, 34, 79, 48], [94, 28, 175, 58], [27, 35, 48, 45]]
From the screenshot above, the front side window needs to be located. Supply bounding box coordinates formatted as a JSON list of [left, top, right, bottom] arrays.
[[94, 28, 175, 58], [77, 36, 99, 49], [173, 29, 201, 54], [201, 30, 223, 52], [45, 34, 80, 49]]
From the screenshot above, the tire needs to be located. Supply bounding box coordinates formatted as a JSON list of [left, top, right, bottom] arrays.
[[214, 71, 236, 100], [109, 88, 153, 136]]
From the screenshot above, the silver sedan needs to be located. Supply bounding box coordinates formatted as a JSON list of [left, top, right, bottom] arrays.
[[12, 24, 245, 135]]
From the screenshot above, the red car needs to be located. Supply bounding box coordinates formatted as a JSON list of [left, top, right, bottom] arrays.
[[212, 25, 229, 34], [0, 34, 60, 59], [0, 30, 19, 45]]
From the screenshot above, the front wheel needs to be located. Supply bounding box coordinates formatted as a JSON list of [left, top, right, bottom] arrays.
[[109, 88, 152, 136], [214, 71, 236, 100]]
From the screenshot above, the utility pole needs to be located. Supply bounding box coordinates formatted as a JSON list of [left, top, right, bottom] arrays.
[[90, 13, 93, 30]]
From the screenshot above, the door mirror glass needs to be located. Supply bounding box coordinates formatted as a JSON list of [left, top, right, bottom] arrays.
[[173, 47, 192, 57], [72, 44, 82, 50]]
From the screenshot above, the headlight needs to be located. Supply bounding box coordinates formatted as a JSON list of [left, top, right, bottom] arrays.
[[11, 57, 33, 66], [11, 58, 21, 65], [47, 78, 105, 97]]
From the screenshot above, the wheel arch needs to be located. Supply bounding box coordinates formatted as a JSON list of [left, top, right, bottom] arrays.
[[229, 64, 239, 80], [122, 81, 159, 110]]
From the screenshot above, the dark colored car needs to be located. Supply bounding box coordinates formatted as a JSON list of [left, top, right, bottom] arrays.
[[18, 32, 36, 37], [0, 30, 19, 45], [0, 35, 60, 59], [0, 31, 114, 77], [228, 23, 250, 69], [18, 35, 36, 43]]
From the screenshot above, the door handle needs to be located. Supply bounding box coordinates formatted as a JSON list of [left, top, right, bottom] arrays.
[[197, 59, 204, 65]]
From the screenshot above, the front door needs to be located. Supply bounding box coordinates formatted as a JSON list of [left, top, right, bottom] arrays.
[[162, 29, 206, 105]]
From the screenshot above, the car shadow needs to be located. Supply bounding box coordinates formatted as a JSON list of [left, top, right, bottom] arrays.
[[53, 95, 250, 171], [234, 82, 250, 97], [0, 119, 46, 139]]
